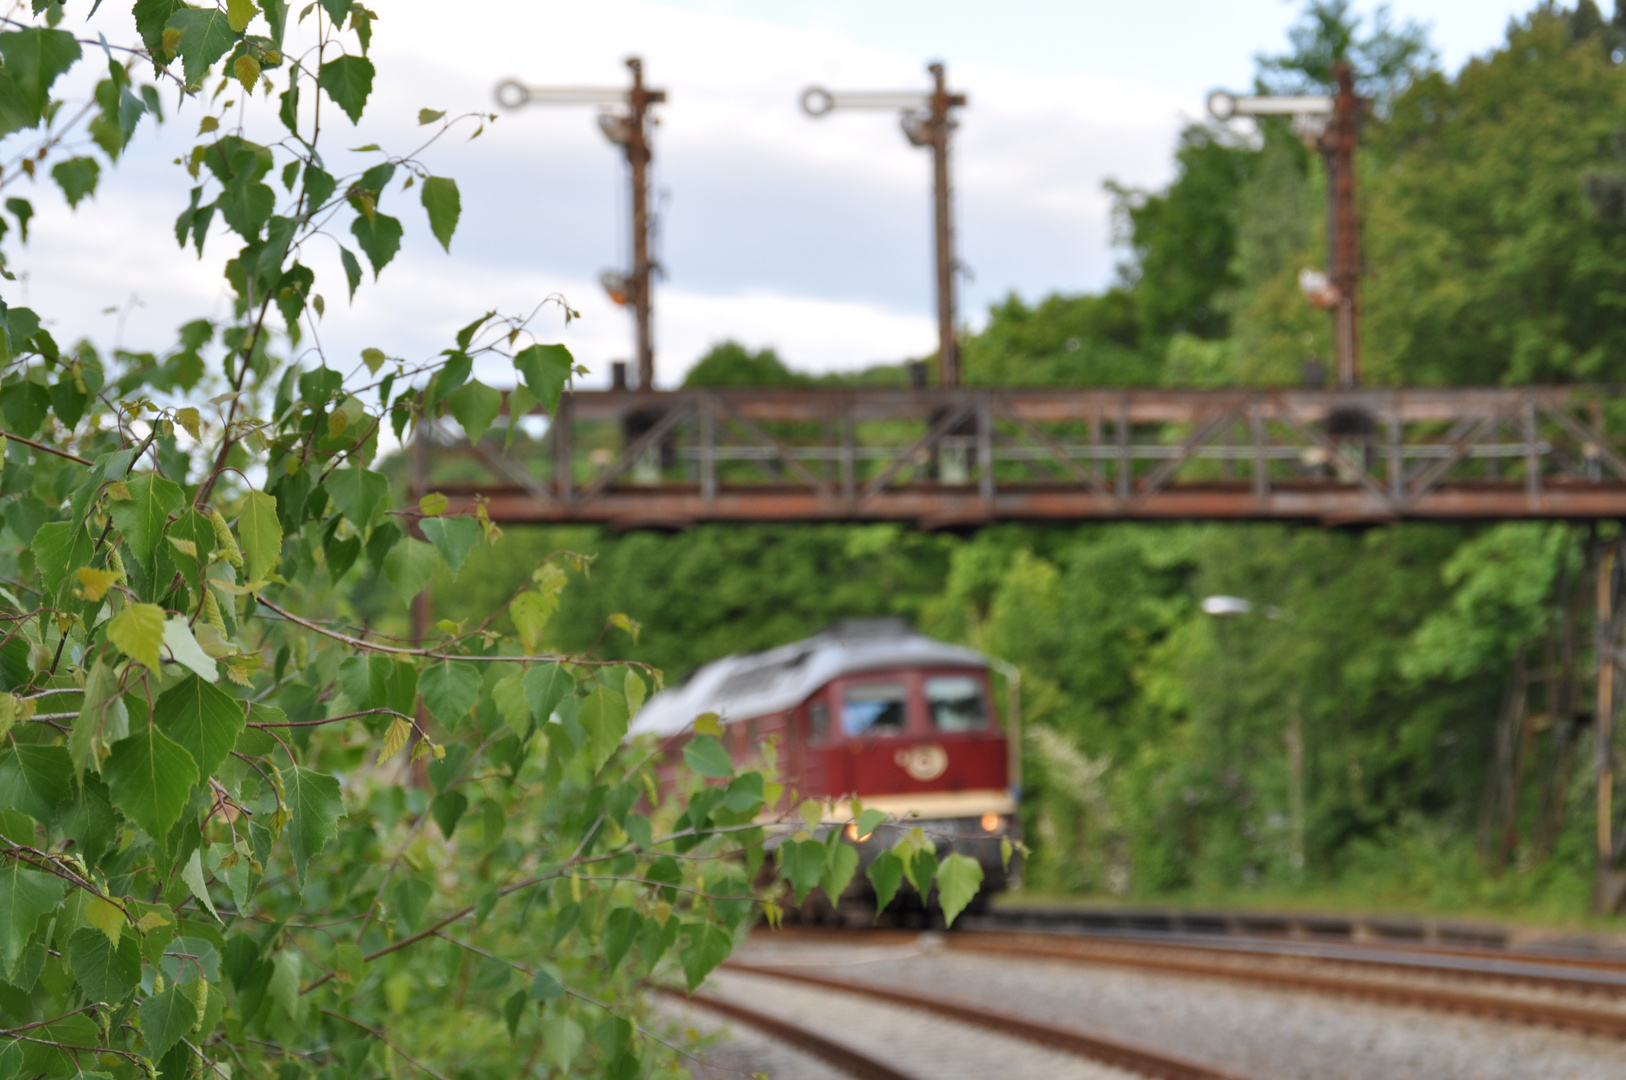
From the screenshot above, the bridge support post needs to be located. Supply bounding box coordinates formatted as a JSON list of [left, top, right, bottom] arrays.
[[1597, 541, 1625, 912]]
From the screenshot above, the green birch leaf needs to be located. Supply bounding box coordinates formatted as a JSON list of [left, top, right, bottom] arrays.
[[720, 772, 764, 815], [865, 849, 904, 915], [382, 537, 441, 603], [524, 662, 571, 723], [167, 510, 215, 586], [138, 980, 199, 1059], [339, 245, 363, 300], [512, 343, 572, 414], [540, 1016, 585, 1071], [527, 967, 563, 1002], [502, 988, 526, 1038], [682, 734, 733, 780], [324, 465, 388, 528], [107, 601, 165, 674], [108, 472, 184, 573], [624, 668, 647, 716], [420, 175, 460, 251], [0, 858, 61, 977], [50, 156, 99, 208], [820, 837, 859, 902], [579, 686, 628, 771], [601, 908, 643, 972], [681, 923, 732, 993], [318, 53, 373, 123], [67, 927, 140, 1003], [104, 724, 198, 842], [32, 519, 94, 598], [268, 949, 300, 1017], [285, 766, 343, 888], [444, 378, 501, 445], [238, 490, 281, 583], [935, 853, 984, 927], [165, 7, 240, 86], [905, 846, 938, 899], [0, 743, 72, 822], [226, 0, 257, 32], [778, 839, 824, 904], [350, 209, 401, 277], [162, 618, 219, 682], [510, 590, 554, 652], [856, 808, 887, 839], [69, 660, 128, 779], [420, 515, 479, 580], [429, 790, 466, 839], [0, 29, 81, 123], [418, 659, 480, 726], [134, 0, 186, 56], [152, 674, 245, 779], [181, 848, 220, 921], [492, 669, 529, 736]]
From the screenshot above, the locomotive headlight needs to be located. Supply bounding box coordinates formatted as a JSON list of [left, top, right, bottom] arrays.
[[980, 813, 1001, 833], [846, 822, 874, 843]]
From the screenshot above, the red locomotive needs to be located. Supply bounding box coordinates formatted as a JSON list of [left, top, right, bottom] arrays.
[[630, 618, 1021, 923]]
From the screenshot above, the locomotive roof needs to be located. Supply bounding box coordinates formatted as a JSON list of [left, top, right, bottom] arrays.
[[628, 619, 988, 737]]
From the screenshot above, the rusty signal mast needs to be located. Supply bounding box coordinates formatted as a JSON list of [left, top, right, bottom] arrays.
[[1208, 62, 1362, 388], [496, 58, 666, 389], [802, 63, 968, 387]]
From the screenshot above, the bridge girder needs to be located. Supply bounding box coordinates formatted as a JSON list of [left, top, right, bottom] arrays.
[[416, 386, 1626, 529]]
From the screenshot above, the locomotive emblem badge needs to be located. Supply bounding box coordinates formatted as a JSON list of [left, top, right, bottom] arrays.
[[895, 743, 949, 781]]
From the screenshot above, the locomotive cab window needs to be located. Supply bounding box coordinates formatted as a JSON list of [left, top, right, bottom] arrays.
[[842, 682, 908, 737], [807, 702, 830, 744], [925, 675, 987, 732]]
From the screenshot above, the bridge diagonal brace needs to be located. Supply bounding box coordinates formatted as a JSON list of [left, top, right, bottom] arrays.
[[715, 397, 836, 500], [1405, 411, 1501, 504], [1000, 404, 1112, 498], [1398, 412, 1479, 494], [860, 403, 975, 502], [1540, 403, 1626, 483], [1134, 407, 1241, 501], [577, 403, 693, 505], [468, 439, 557, 505], [1272, 397, 1396, 506]]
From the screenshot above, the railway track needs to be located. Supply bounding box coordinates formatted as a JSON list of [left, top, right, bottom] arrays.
[[761, 922, 1626, 1040], [659, 986, 915, 1080], [700, 962, 1255, 1080], [950, 932, 1626, 1038]]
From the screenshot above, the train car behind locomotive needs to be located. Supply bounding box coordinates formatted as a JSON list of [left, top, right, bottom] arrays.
[[629, 618, 1021, 922]]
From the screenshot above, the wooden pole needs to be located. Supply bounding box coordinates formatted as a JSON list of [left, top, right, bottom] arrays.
[[1324, 63, 1361, 388], [928, 63, 959, 387], [627, 58, 656, 390], [1597, 542, 1617, 909]]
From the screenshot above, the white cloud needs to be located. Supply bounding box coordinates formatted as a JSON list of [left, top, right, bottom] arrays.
[[3, 0, 1541, 389]]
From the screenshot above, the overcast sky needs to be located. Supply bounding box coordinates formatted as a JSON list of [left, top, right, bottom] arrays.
[[23, 0, 1542, 388]]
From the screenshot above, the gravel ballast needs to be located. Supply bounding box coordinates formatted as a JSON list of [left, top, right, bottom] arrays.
[[731, 933, 1626, 1080]]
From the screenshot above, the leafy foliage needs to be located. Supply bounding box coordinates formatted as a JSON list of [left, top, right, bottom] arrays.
[[0, 9, 988, 1080]]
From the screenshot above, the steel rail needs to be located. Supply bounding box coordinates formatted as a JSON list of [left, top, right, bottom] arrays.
[[946, 934, 1626, 1039], [991, 931, 1626, 995], [970, 906, 1626, 975], [657, 986, 915, 1080], [723, 961, 1257, 1080]]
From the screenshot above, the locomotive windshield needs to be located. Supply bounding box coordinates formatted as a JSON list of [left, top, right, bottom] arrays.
[[925, 675, 987, 731], [842, 681, 908, 736]]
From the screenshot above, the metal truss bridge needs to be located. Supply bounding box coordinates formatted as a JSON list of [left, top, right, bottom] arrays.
[[423, 386, 1626, 529]]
